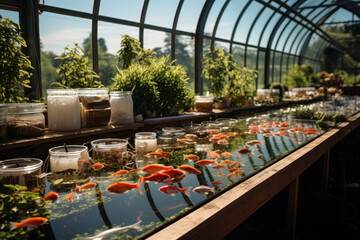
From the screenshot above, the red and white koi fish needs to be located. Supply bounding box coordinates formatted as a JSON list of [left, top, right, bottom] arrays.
[[158, 185, 191, 196], [193, 185, 214, 195]]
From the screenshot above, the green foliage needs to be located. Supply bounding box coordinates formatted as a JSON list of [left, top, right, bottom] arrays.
[[117, 35, 141, 69], [0, 185, 49, 239], [0, 17, 33, 103], [270, 82, 284, 99], [283, 64, 310, 89], [53, 43, 103, 89], [241, 67, 258, 97], [112, 35, 191, 117]]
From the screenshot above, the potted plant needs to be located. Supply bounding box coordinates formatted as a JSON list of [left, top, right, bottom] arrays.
[[0, 17, 33, 103]]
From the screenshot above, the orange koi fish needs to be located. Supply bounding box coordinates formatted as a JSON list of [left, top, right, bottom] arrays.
[[207, 150, 221, 159], [178, 165, 201, 174], [227, 172, 236, 179], [235, 169, 245, 174], [279, 127, 288, 130], [162, 169, 184, 178], [221, 159, 232, 165], [214, 149, 223, 154], [206, 129, 219, 135], [246, 140, 264, 146], [184, 154, 200, 161], [193, 186, 214, 195], [158, 185, 191, 196], [228, 168, 240, 172], [258, 154, 263, 159], [221, 152, 233, 158], [143, 173, 170, 184], [237, 146, 252, 154], [229, 160, 243, 167], [10, 217, 48, 231], [128, 169, 138, 173], [280, 121, 290, 127], [211, 180, 224, 185], [212, 164, 226, 169], [44, 191, 59, 202], [177, 138, 195, 144], [185, 134, 198, 139], [76, 183, 97, 193], [67, 189, 73, 203], [227, 132, 237, 138], [209, 136, 221, 142], [106, 177, 142, 194], [217, 139, 229, 146], [92, 162, 104, 171], [141, 164, 173, 174], [112, 170, 129, 176], [195, 159, 217, 167]]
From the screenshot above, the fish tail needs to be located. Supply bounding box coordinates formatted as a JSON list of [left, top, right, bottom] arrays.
[[182, 186, 192, 197], [130, 220, 142, 231], [136, 177, 143, 194], [10, 222, 19, 231]]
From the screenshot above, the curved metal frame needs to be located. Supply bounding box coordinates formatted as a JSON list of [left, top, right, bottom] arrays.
[[210, 0, 230, 52]]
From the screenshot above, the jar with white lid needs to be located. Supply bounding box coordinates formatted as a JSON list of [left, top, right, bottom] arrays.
[[49, 145, 89, 173], [6, 103, 46, 138], [135, 132, 157, 153], [47, 89, 81, 131], [109, 91, 134, 125], [195, 95, 214, 113], [91, 138, 129, 165], [78, 88, 111, 128], [0, 104, 7, 141], [0, 158, 43, 191]]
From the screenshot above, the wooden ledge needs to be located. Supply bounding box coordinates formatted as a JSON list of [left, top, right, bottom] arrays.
[[146, 112, 360, 240]]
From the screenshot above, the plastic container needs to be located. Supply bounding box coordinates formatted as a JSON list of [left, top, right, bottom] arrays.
[[47, 89, 81, 131], [0, 158, 43, 191], [135, 132, 157, 153], [78, 88, 111, 128], [292, 88, 306, 97], [195, 95, 214, 113], [271, 89, 280, 103], [49, 145, 89, 173], [6, 103, 46, 138], [256, 89, 272, 103], [0, 104, 7, 141], [109, 91, 134, 125], [91, 138, 129, 165]]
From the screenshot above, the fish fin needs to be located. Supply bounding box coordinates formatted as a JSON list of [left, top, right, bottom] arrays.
[[10, 222, 18, 231], [182, 186, 192, 197], [137, 177, 143, 194], [130, 220, 142, 231]]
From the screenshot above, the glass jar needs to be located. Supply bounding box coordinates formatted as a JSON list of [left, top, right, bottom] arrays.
[[47, 89, 81, 131], [109, 91, 134, 125], [49, 145, 89, 173], [91, 138, 129, 165], [162, 127, 184, 135], [271, 89, 280, 103], [292, 88, 306, 97], [6, 103, 46, 138], [183, 123, 201, 134], [0, 158, 43, 191], [78, 88, 111, 128], [195, 95, 214, 113], [135, 132, 157, 153], [0, 104, 7, 141], [256, 89, 272, 103]]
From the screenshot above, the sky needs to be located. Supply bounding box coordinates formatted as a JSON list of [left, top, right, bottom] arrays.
[[0, 0, 358, 55]]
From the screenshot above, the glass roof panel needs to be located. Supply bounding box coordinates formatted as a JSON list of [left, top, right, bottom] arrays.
[[233, 1, 263, 44], [260, 12, 282, 47], [284, 0, 298, 7], [271, 18, 291, 50], [283, 24, 303, 53], [44, 0, 93, 13], [204, 0, 226, 36], [248, 8, 274, 46], [311, 6, 337, 23], [0, 9, 19, 23], [275, 21, 297, 51], [306, 7, 326, 20], [324, 8, 356, 23], [176, 0, 205, 33], [216, 0, 249, 39], [145, 0, 178, 28], [99, 0, 143, 22]]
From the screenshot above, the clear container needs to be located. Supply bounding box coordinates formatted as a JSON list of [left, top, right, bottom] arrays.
[[271, 89, 280, 103], [78, 88, 111, 128], [195, 95, 214, 113], [162, 127, 184, 135], [6, 103, 46, 138], [183, 123, 201, 134], [0, 158, 43, 191], [109, 91, 134, 125], [292, 88, 306, 97], [0, 104, 7, 141], [91, 138, 129, 165], [49, 145, 89, 173], [135, 132, 157, 153], [47, 89, 81, 131], [256, 89, 272, 103]]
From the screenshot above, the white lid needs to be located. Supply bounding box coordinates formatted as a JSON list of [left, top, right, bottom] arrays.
[[47, 89, 79, 95], [78, 88, 109, 96]]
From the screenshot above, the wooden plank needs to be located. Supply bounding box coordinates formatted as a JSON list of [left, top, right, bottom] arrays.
[[147, 112, 360, 240], [287, 177, 299, 240], [322, 151, 330, 192]]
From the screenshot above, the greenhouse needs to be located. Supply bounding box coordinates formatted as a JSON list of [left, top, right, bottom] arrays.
[[0, 0, 360, 239]]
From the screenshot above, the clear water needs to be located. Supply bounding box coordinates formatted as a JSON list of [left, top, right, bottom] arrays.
[[3, 109, 325, 239]]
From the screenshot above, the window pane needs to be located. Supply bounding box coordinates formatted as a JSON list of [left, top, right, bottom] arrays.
[[175, 35, 194, 92], [232, 45, 244, 68], [246, 47, 257, 70], [257, 51, 265, 89], [271, 18, 291, 50], [202, 38, 212, 93], [272, 52, 282, 84], [275, 21, 297, 51], [216, 0, 249, 39], [40, 12, 91, 97], [0, 9, 19, 23], [204, 0, 226, 36], [45, 0, 93, 13], [100, 0, 143, 22], [177, 0, 205, 33], [248, 8, 274, 46], [260, 12, 282, 47], [283, 25, 302, 53], [234, 1, 263, 44], [146, 0, 178, 29]]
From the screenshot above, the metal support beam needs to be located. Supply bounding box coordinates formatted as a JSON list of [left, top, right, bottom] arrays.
[[194, 0, 214, 94], [139, 0, 149, 48], [171, 0, 184, 62], [210, 0, 230, 51], [19, 0, 42, 100], [92, 0, 100, 75]]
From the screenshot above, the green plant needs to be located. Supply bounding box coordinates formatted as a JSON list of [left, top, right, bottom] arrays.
[[241, 67, 258, 97], [53, 43, 102, 89], [225, 59, 242, 97], [270, 82, 284, 99], [283, 64, 309, 89], [117, 34, 141, 69], [0, 17, 33, 103]]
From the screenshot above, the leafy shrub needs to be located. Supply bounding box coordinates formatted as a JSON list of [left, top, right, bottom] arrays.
[[0, 17, 33, 103], [270, 82, 284, 99]]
